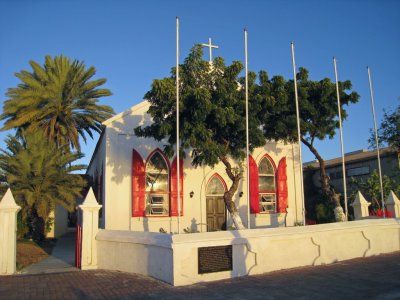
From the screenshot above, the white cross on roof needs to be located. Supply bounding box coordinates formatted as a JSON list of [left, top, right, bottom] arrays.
[[201, 38, 219, 63]]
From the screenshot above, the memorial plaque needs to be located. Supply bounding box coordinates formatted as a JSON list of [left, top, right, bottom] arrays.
[[198, 245, 233, 274]]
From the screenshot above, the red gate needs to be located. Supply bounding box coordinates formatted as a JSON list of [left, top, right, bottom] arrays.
[[75, 210, 82, 268]]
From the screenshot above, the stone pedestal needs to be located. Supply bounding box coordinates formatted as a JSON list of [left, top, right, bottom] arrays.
[[0, 189, 21, 275], [79, 188, 102, 270], [386, 191, 400, 218], [351, 191, 370, 220]]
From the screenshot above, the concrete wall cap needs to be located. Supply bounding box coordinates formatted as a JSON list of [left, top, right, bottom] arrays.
[[351, 191, 371, 207], [96, 219, 400, 248], [80, 187, 102, 209], [96, 229, 173, 248], [0, 188, 20, 211], [387, 191, 400, 205]]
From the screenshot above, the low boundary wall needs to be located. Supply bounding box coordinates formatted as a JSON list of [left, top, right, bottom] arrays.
[[96, 218, 400, 286]]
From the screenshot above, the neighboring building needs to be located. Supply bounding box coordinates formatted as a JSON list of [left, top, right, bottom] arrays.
[[46, 174, 89, 238], [303, 147, 400, 197], [86, 100, 304, 233], [46, 204, 69, 238]]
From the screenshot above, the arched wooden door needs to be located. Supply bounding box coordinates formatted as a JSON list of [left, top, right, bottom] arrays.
[[206, 175, 227, 232]]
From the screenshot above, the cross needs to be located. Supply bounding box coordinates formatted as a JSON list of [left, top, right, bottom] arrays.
[[201, 38, 219, 63]]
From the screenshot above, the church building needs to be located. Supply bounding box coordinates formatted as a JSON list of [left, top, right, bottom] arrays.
[[87, 100, 304, 233]]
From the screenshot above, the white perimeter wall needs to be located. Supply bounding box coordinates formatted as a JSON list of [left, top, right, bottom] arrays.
[[96, 218, 400, 286]]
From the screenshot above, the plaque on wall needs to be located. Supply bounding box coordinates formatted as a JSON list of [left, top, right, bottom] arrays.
[[198, 245, 233, 274]]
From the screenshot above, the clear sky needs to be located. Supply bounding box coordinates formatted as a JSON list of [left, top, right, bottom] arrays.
[[0, 0, 399, 166]]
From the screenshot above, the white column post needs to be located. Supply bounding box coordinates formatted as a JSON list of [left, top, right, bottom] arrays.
[[386, 191, 400, 218], [79, 188, 102, 270], [0, 188, 21, 275], [350, 191, 370, 220]]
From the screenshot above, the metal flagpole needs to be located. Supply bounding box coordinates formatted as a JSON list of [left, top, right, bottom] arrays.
[[333, 57, 348, 221], [291, 42, 306, 226], [245, 29, 251, 229], [176, 17, 181, 232], [367, 66, 385, 218]]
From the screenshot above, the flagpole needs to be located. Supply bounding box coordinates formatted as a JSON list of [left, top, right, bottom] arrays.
[[367, 66, 385, 218], [245, 29, 251, 229], [176, 17, 181, 232], [291, 42, 306, 226], [333, 57, 348, 221]]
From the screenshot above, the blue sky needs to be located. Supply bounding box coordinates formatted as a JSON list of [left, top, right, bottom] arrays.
[[0, 0, 399, 165]]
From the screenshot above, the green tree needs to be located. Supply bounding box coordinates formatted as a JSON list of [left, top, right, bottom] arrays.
[[0, 131, 86, 240], [135, 46, 265, 229], [350, 170, 400, 213], [1, 55, 115, 151], [369, 101, 399, 152], [258, 68, 359, 221]]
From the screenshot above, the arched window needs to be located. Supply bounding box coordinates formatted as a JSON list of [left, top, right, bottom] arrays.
[[145, 151, 169, 216], [206, 175, 226, 195], [258, 156, 276, 212]]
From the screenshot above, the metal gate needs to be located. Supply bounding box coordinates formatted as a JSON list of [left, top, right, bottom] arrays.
[[75, 209, 82, 268]]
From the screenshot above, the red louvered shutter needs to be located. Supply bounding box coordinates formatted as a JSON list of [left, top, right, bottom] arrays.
[[249, 155, 260, 214], [277, 157, 288, 213], [132, 149, 145, 217], [170, 157, 184, 216]]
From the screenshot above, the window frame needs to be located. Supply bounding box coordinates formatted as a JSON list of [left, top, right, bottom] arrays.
[[258, 155, 277, 214], [145, 149, 170, 217]]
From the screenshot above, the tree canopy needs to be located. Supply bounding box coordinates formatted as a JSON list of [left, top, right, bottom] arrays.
[[1, 55, 115, 151], [136, 46, 360, 225], [370, 101, 399, 152], [0, 131, 86, 239], [135, 46, 265, 229], [259, 67, 359, 145], [350, 170, 400, 213], [256, 67, 359, 221]]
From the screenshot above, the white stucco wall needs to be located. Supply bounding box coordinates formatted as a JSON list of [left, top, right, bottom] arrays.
[[46, 204, 68, 238], [96, 218, 400, 286], [87, 131, 106, 228], [88, 101, 304, 233]]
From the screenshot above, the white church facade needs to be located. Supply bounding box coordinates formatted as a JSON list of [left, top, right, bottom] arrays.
[[87, 100, 304, 233]]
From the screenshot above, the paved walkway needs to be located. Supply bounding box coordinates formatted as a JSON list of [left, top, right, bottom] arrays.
[[21, 231, 78, 275], [1, 252, 399, 299]]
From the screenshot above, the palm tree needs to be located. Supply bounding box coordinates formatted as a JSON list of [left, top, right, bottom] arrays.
[[0, 131, 87, 240], [1, 55, 115, 151]]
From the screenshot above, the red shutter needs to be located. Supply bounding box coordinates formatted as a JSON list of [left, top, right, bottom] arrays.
[[277, 157, 288, 213], [249, 155, 260, 214], [170, 157, 184, 216], [132, 149, 145, 217]]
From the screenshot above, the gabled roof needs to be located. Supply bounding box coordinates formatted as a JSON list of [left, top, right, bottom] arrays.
[[86, 100, 149, 173], [102, 100, 149, 127]]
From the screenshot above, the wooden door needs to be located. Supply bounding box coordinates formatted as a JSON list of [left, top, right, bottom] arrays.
[[206, 196, 226, 231]]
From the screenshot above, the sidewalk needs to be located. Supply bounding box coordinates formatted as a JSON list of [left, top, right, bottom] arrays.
[[21, 231, 78, 275], [1, 251, 399, 299]]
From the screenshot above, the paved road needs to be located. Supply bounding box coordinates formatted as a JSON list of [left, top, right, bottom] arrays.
[[1, 252, 400, 299]]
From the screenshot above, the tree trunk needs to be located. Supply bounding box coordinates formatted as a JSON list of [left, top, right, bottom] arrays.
[[219, 155, 246, 230], [301, 137, 346, 222]]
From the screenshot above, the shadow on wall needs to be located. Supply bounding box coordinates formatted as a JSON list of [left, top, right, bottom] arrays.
[[106, 113, 153, 184]]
